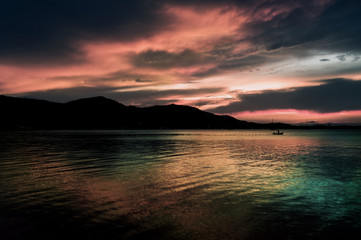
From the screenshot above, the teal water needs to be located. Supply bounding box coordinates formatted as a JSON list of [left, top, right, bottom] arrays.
[[1, 130, 361, 239]]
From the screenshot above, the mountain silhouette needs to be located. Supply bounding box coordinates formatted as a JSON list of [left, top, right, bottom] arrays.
[[0, 95, 61, 129], [1, 95, 271, 130], [63, 96, 127, 129], [1, 95, 359, 130]]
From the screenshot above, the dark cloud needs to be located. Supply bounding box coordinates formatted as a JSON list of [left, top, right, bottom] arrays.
[[218, 54, 269, 71], [0, 0, 170, 65], [193, 100, 212, 107], [88, 71, 158, 83], [46, 70, 160, 85], [235, 0, 361, 67], [320, 59, 330, 62], [16, 86, 225, 106], [180, 0, 361, 76], [131, 49, 205, 69], [190, 67, 221, 78], [1, 0, 361, 69], [336, 54, 360, 62], [193, 100, 221, 107], [188, 53, 270, 78], [353, 56, 360, 62], [112, 88, 225, 106], [337, 55, 347, 61], [135, 78, 152, 83], [167, 0, 328, 13], [210, 79, 361, 114]]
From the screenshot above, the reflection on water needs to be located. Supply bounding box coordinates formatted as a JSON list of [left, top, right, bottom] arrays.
[[1, 130, 361, 239]]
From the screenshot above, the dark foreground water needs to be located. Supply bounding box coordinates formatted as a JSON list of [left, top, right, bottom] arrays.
[[1, 130, 361, 240]]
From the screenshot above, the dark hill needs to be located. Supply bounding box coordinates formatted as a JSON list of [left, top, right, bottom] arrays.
[[0, 95, 61, 129], [62, 96, 127, 129], [137, 104, 256, 129], [65, 96, 125, 109], [0, 95, 277, 130]]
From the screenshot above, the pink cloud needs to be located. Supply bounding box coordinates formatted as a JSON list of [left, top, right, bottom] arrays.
[[231, 109, 361, 124], [1, 5, 248, 94]]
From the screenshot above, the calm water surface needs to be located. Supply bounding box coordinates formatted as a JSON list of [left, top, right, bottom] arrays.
[[1, 130, 361, 239]]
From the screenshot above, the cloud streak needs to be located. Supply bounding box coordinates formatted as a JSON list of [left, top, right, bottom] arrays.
[[211, 79, 361, 114], [132, 49, 206, 69], [17, 86, 226, 107]]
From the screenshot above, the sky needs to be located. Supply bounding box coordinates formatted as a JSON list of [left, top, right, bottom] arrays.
[[1, 0, 361, 124]]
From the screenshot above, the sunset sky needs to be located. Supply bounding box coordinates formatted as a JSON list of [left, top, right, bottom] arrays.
[[1, 0, 361, 124]]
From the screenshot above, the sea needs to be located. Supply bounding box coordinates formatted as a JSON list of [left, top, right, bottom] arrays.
[[1, 130, 361, 240]]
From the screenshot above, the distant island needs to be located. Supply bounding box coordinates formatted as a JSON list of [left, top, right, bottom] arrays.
[[0, 95, 359, 130]]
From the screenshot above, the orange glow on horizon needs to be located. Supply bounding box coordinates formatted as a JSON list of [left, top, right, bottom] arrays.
[[231, 109, 361, 124]]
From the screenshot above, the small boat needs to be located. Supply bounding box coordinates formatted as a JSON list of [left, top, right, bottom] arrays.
[[273, 130, 284, 135]]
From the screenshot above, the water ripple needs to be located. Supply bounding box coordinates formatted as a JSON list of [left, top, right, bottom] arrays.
[[1, 130, 361, 239]]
